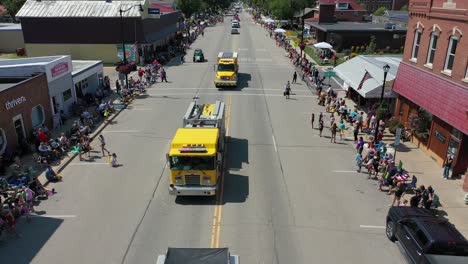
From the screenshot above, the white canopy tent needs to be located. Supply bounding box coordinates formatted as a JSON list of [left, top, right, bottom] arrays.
[[313, 42, 333, 49], [333, 56, 402, 98], [274, 28, 286, 33]]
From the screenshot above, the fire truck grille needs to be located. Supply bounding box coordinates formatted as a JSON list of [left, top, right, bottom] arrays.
[[184, 175, 200, 185]]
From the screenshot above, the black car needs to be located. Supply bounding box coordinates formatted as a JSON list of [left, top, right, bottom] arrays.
[[386, 206, 468, 263]]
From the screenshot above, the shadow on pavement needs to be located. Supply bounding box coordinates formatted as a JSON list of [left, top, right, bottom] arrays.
[[220, 173, 249, 204], [218, 73, 251, 91], [227, 137, 249, 170], [0, 217, 64, 264], [175, 196, 217, 205]]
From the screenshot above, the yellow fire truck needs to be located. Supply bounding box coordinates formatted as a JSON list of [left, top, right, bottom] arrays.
[[167, 100, 226, 196], [214, 52, 238, 87]]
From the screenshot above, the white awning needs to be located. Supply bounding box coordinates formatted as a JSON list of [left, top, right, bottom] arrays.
[[334, 55, 402, 98]]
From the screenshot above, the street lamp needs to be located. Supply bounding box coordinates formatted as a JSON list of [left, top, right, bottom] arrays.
[[374, 64, 391, 143], [119, 4, 144, 91]]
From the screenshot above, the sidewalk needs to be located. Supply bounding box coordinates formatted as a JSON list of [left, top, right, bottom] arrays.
[[1, 91, 125, 189], [333, 88, 468, 236], [279, 30, 468, 236]]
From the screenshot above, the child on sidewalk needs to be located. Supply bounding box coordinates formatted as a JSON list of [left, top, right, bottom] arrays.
[[356, 153, 363, 172], [110, 153, 119, 167]]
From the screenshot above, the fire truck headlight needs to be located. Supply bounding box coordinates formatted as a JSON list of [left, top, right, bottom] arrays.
[[203, 176, 211, 185], [174, 176, 183, 184]]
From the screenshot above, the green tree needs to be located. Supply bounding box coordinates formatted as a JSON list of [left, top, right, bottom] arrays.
[[267, 0, 316, 21], [367, 35, 376, 53], [400, 5, 408, 11], [1, 0, 26, 19], [373, 6, 387, 16], [176, 0, 202, 17]]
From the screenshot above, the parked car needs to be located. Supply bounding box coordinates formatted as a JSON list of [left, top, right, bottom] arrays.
[[386, 206, 468, 263]]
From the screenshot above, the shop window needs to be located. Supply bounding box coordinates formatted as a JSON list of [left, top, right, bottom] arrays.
[[0, 128, 6, 154], [63, 89, 72, 102], [426, 32, 438, 66], [411, 29, 422, 61], [444, 36, 458, 72], [31, 105, 45, 128]]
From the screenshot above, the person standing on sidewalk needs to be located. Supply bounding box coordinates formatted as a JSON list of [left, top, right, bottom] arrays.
[[330, 122, 337, 143], [353, 121, 359, 142], [160, 68, 168, 82], [98, 135, 111, 157], [355, 152, 363, 172], [318, 120, 324, 137], [319, 112, 324, 123], [310, 113, 315, 129], [292, 71, 297, 83], [115, 80, 121, 95], [339, 120, 345, 140], [442, 154, 453, 179]]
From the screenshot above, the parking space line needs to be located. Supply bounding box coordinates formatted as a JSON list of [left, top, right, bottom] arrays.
[[360, 225, 385, 229]]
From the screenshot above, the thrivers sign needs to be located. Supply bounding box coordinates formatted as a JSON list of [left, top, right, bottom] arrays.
[[5, 96, 27, 110]]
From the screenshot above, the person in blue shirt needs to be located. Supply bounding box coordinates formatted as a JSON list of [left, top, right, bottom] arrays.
[[45, 165, 61, 182]]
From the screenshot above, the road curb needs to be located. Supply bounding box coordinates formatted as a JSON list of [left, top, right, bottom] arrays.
[[42, 100, 127, 186]]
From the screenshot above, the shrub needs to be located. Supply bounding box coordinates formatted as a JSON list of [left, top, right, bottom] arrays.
[[409, 107, 433, 139], [388, 117, 404, 134]]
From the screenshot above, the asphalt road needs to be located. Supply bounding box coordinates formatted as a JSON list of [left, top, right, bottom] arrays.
[[0, 12, 405, 264]]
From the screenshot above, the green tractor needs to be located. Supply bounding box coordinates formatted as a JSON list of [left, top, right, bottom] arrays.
[[193, 49, 205, 62]]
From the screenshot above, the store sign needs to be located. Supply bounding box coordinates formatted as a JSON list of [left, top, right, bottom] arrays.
[[148, 8, 160, 15], [434, 130, 446, 143], [116, 44, 136, 63], [51, 62, 69, 78], [5, 96, 26, 110]]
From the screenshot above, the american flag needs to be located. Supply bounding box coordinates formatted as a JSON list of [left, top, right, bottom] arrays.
[[357, 70, 374, 90]]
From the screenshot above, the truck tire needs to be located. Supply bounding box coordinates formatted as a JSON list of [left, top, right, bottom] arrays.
[[386, 221, 396, 242]]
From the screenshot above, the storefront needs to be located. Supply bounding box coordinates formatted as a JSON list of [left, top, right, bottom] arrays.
[[72, 60, 104, 102], [0, 74, 52, 155], [0, 56, 74, 119], [393, 63, 468, 178]]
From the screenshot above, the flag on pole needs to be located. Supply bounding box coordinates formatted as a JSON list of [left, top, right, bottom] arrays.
[[357, 70, 373, 90]]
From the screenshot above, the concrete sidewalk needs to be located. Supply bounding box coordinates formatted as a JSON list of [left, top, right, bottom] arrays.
[[281, 32, 468, 235], [334, 88, 468, 236]]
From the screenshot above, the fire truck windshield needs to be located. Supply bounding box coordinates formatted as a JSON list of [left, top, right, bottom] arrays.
[[170, 156, 215, 170]]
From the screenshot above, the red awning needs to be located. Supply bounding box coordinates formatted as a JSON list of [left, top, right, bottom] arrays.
[[150, 4, 174, 13], [393, 62, 468, 135]]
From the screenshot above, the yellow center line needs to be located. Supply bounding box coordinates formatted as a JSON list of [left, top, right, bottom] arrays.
[[210, 95, 232, 248]]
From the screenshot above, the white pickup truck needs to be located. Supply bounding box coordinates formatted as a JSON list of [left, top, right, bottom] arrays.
[[156, 248, 239, 264]]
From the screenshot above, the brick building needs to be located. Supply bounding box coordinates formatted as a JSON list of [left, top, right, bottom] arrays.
[[0, 74, 52, 156], [392, 0, 468, 189], [308, 0, 367, 22]]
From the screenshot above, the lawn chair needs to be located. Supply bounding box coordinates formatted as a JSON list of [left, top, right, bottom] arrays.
[[407, 175, 417, 190]]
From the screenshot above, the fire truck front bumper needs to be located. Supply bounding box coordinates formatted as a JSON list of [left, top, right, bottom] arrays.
[[214, 80, 237, 87], [169, 184, 217, 196]]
